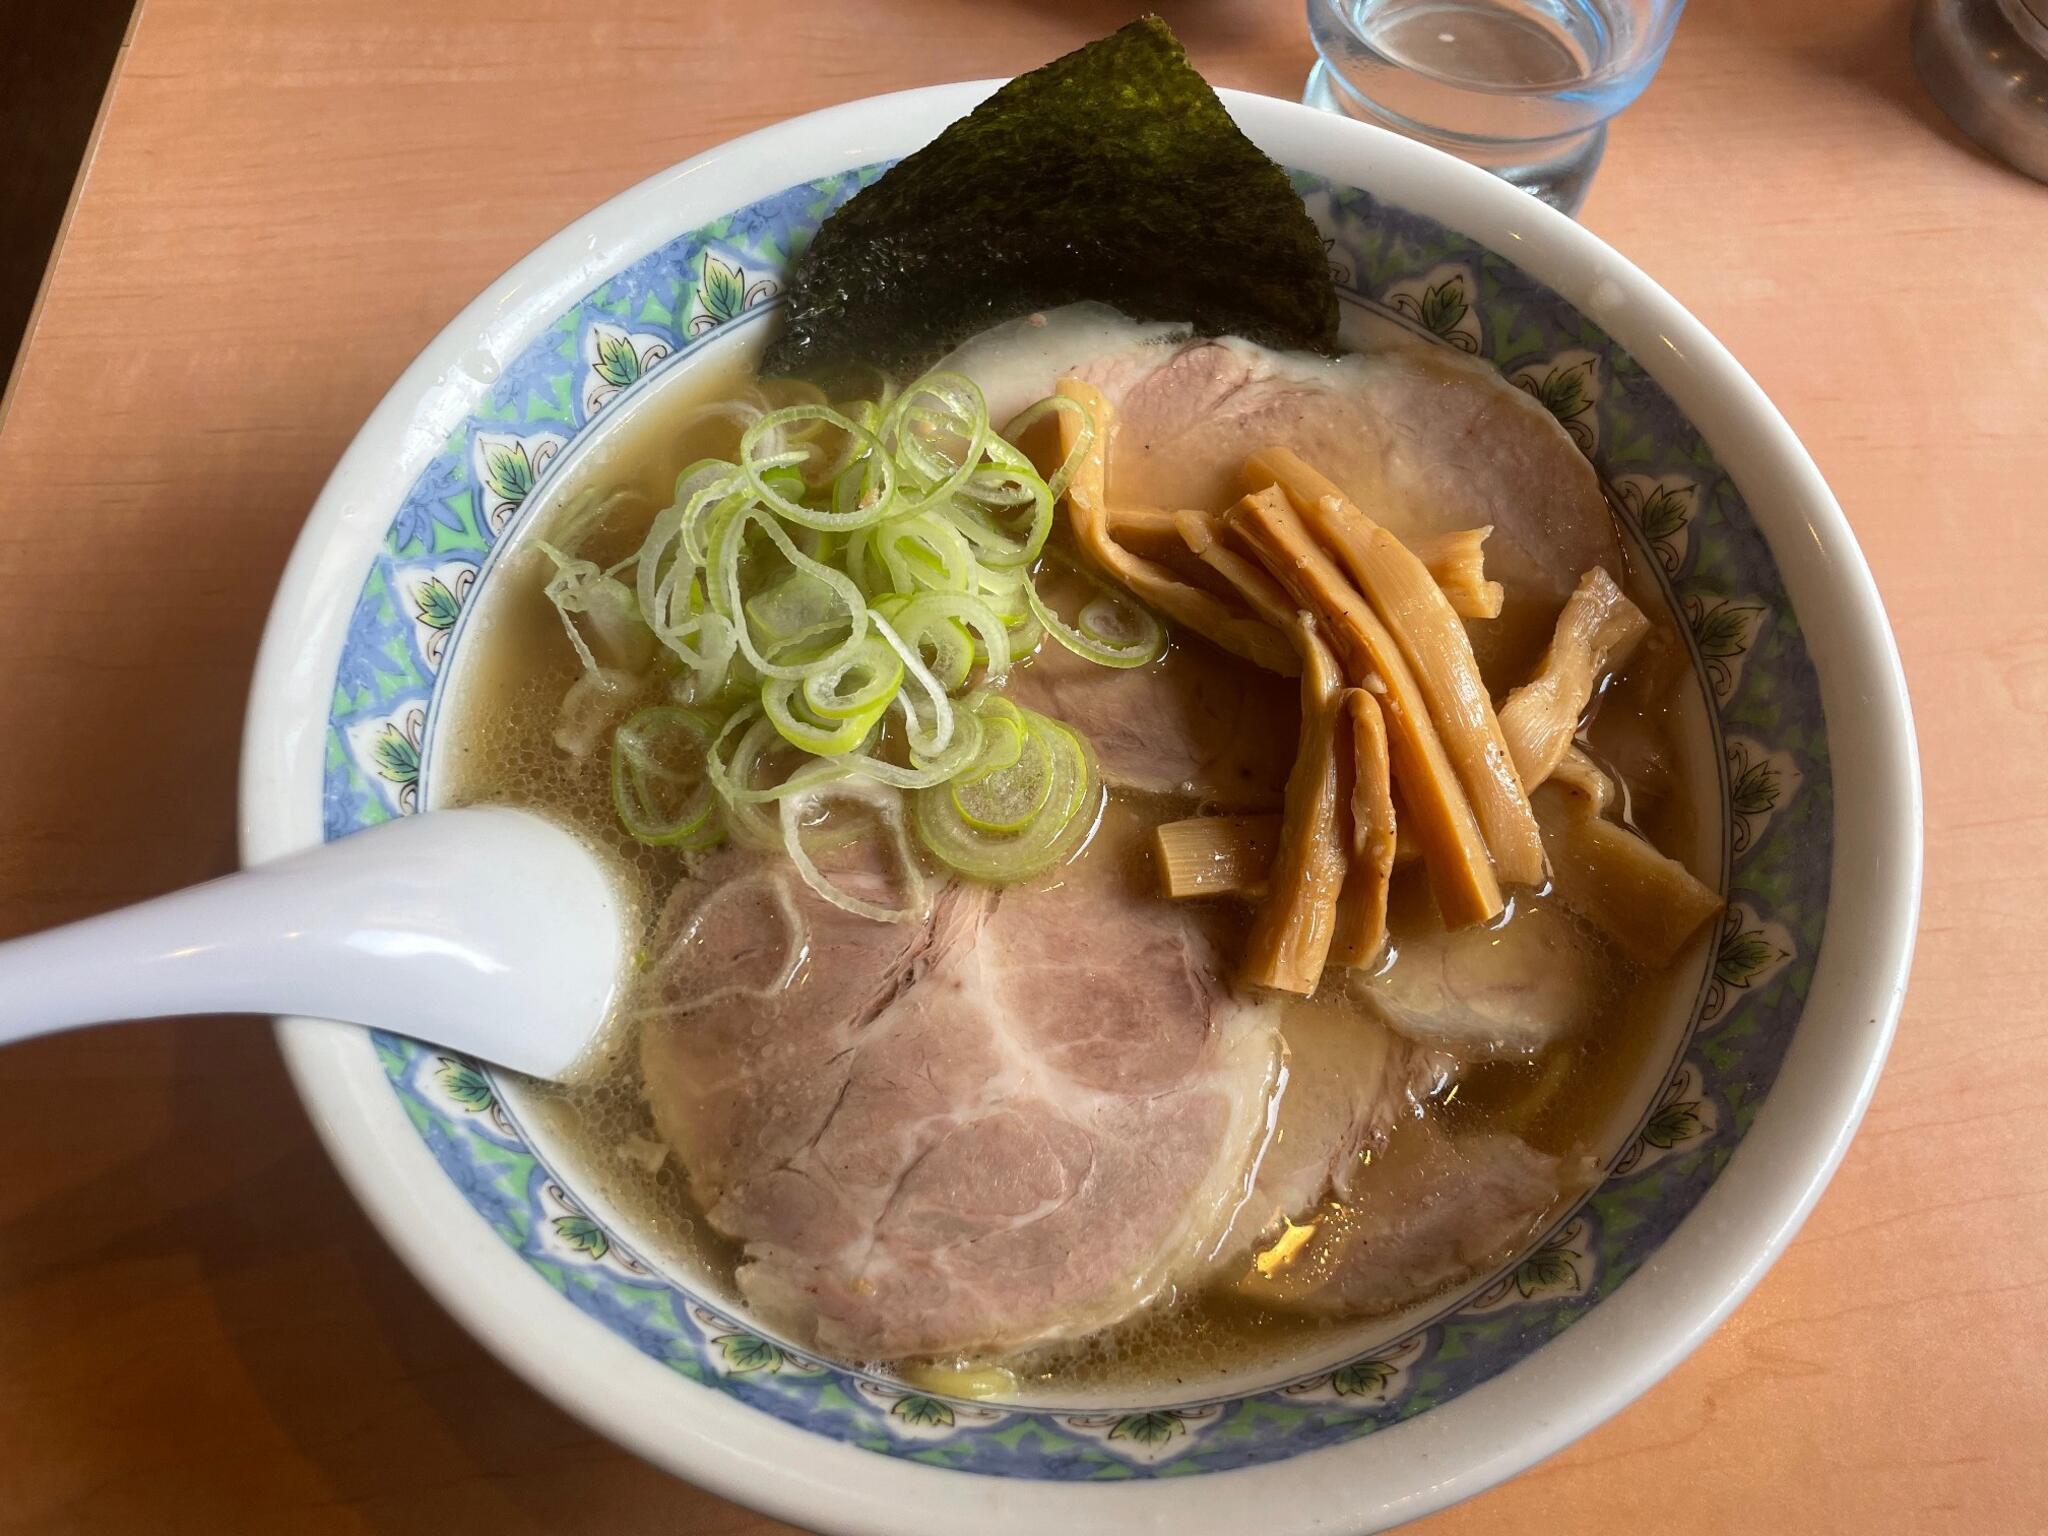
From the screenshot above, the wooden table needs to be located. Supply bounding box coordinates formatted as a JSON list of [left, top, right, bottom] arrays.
[[1, 0, 2041, 1530]]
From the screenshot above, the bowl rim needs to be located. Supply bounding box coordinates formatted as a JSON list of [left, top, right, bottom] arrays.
[[241, 81, 1921, 1535]]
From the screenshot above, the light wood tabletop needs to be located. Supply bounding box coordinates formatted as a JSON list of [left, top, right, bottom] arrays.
[[1, 0, 2042, 1530]]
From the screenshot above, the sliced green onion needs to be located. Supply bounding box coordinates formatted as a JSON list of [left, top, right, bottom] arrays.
[[740, 405, 899, 531], [746, 569, 854, 650], [538, 375, 1132, 889], [537, 541, 650, 673], [632, 501, 689, 629], [957, 700, 1025, 783], [670, 399, 769, 447], [1027, 555, 1166, 669], [801, 634, 903, 722], [1000, 392, 1096, 502], [874, 511, 977, 596], [950, 723, 1056, 832], [678, 472, 749, 569], [905, 610, 975, 691], [779, 779, 930, 924], [760, 464, 808, 503], [870, 613, 956, 759], [556, 666, 639, 758], [760, 376, 831, 428], [610, 705, 722, 847], [882, 372, 991, 517], [715, 503, 869, 682], [974, 564, 1034, 630], [706, 706, 847, 847], [1005, 613, 1046, 657], [762, 677, 886, 756], [912, 707, 1100, 882], [946, 471, 1054, 569], [832, 705, 985, 791], [658, 610, 738, 700], [891, 591, 1012, 684], [707, 707, 844, 806]]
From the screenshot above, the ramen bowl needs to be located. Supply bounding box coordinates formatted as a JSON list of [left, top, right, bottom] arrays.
[[240, 84, 1919, 1535]]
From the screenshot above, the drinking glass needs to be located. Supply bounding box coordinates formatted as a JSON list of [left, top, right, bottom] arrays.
[[1914, 0, 2048, 183], [1305, 0, 1689, 214]]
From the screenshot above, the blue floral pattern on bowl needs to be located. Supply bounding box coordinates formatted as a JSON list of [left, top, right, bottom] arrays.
[[322, 165, 1830, 1478]]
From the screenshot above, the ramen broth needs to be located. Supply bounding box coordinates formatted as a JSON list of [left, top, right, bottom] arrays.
[[437, 331, 1717, 1392]]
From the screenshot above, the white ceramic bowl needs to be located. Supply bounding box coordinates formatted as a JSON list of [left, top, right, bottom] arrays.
[[241, 84, 1920, 1534]]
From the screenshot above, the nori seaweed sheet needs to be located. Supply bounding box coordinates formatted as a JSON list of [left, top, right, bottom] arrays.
[[762, 18, 1340, 377]]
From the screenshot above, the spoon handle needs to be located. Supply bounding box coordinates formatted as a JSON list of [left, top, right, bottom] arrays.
[[0, 808, 625, 1077]]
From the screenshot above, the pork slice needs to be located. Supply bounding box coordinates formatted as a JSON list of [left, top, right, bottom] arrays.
[[640, 818, 1283, 1360], [1358, 879, 1614, 1060], [939, 304, 1619, 614], [1004, 635, 1298, 807], [1078, 334, 1624, 614], [637, 846, 988, 1219], [933, 301, 1185, 428], [1209, 1003, 1455, 1271], [1234, 1123, 1590, 1318]]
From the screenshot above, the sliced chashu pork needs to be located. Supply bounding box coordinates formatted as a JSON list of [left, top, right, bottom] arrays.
[[639, 818, 1283, 1360], [1209, 1001, 1588, 1321], [1210, 1003, 1454, 1271], [1005, 633, 1298, 807], [1357, 874, 1613, 1060], [1235, 1123, 1591, 1318], [945, 303, 1619, 609], [943, 304, 1626, 684], [1081, 334, 1623, 610]]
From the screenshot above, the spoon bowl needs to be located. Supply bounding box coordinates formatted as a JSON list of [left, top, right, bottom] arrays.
[[0, 808, 626, 1080]]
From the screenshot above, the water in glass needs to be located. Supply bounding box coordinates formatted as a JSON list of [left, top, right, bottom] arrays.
[[1306, 0, 1687, 214]]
